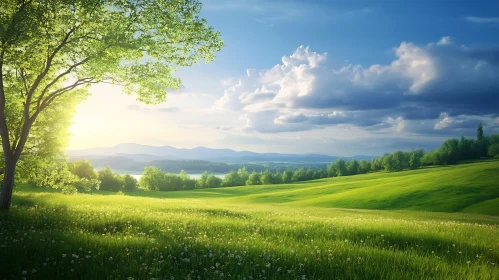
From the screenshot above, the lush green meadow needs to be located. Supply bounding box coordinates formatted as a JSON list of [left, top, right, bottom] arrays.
[[130, 160, 499, 215], [1, 161, 499, 279]]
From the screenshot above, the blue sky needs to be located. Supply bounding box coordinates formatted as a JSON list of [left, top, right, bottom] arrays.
[[198, 0, 499, 69], [69, 0, 499, 156]]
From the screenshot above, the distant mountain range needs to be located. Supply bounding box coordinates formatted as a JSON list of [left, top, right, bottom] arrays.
[[67, 143, 374, 173], [68, 143, 373, 163]]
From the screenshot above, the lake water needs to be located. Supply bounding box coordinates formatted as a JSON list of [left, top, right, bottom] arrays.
[[129, 173, 226, 181]]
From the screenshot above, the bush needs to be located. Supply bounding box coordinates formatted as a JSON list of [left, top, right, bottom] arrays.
[[180, 170, 197, 190], [246, 171, 262, 185], [139, 166, 165, 191], [161, 174, 183, 191], [98, 167, 123, 191], [219, 168, 255, 187], [206, 174, 222, 188], [122, 174, 138, 192], [68, 160, 98, 180], [74, 178, 101, 192]]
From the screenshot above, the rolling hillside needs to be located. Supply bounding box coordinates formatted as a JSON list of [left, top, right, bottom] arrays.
[[6, 160, 499, 279], [114, 160, 499, 216], [16, 160, 499, 216]]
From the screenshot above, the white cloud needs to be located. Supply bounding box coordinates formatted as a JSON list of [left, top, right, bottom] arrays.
[[465, 16, 499, 23], [215, 38, 499, 134]]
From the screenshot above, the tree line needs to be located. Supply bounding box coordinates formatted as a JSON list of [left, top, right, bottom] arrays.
[[55, 124, 499, 193], [138, 166, 329, 191], [138, 124, 499, 191], [79, 156, 329, 174], [327, 124, 498, 176]]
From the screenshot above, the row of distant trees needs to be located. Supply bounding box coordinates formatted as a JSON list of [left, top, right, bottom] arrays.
[[66, 124, 499, 192], [67, 163, 138, 193], [327, 124, 499, 176], [138, 166, 329, 191], [137, 124, 499, 191]]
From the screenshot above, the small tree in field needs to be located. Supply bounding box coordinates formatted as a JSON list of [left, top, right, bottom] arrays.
[[122, 174, 137, 192], [0, 0, 223, 210]]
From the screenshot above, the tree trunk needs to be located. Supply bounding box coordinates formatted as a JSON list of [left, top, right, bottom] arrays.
[[0, 162, 16, 211]]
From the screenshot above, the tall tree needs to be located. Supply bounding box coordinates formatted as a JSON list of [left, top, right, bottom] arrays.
[[282, 170, 293, 183], [346, 159, 359, 175], [0, 0, 223, 210], [476, 123, 487, 157], [335, 158, 348, 176], [477, 123, 484, 141]]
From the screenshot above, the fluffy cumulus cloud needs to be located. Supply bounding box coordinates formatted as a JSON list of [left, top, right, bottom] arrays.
[[215, 39, 499, 136]]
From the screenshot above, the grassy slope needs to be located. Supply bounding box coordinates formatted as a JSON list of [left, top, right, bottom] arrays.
[[3, 190, 499, 279], [108, 160, 499, 215], [2, 160, 499, 279]]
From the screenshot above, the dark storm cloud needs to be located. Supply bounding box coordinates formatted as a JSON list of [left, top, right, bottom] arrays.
[[218, 39, 499, 134]]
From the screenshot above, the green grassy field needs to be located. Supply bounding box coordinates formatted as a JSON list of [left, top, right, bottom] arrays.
[[1, 161, 499, 279]]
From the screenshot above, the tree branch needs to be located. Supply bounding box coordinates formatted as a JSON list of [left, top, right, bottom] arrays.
[[39, 78, 97, 112], [26, 27, 76, 105], [36, 56, 91, 111]]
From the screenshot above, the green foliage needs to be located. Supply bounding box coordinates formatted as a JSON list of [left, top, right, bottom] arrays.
[[140, 167, 200, 191], [179, 170, 197, 190], [439, 138, 461, 164], [131, 129, 499, 193], [260, 170, 273, 185], [0, 0, 223, 209], [370, 158, 383, 171], [205, 174, 222, 188], [17, 156, 80, 194], [347, 159, 359, 175], [139, 166, 165, 191], [358, 160, 371, 174], [246, 171, 262, 186], [271, 172, 283, 184], [409, 150, 423, 169], [382, 154, 397, 171], [477, 123, 484, 141], [335, 158, 348, 176], [237, 168, 250, 184], [392, 151, 408, 170], [327, 162, 338, 177], [221, 168, 250, 187], [489, 143, 499, 158], [458, 136, 476, 160], [132, 160, 499, 215], [162, 174, 183, 191], [196, 171, 210, 189], [476, 123, 488, 157], [68, 160, 97, 180], [121, 174, 137, 192], [314, 169, 327, 179], [221, 171, 238, 187], [291, 168, 306, 182], [73, 178, 101, 193], [282, 170, 293, 183], [0, 0, 223, 105], [2, 93, 85, 192], [97, 167, 123, 192]]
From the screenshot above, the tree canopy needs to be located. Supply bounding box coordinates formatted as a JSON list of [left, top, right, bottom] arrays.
[[0, 0, 223, 210]]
